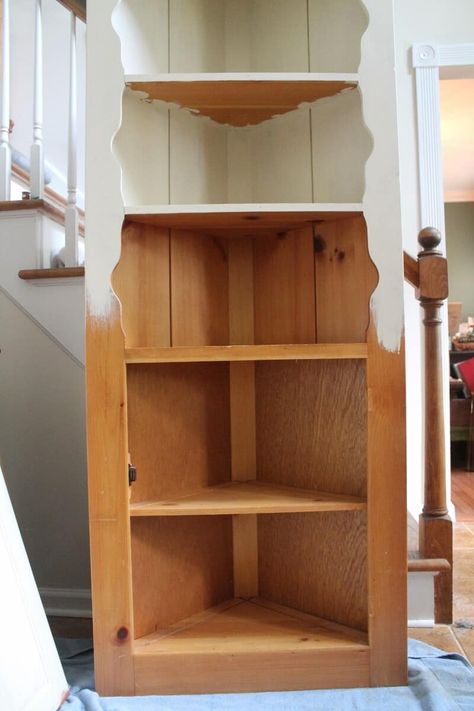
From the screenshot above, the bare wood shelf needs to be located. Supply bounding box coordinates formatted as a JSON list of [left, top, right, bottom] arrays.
[[133, 598, 369, 694], [126, 73, 358, 126], [125, 343, 368, 364], [129, 481, 367, 517], [125, 203, 363, 234]]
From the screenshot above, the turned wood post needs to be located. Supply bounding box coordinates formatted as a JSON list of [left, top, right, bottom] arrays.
[[417, 226, 452, 623]]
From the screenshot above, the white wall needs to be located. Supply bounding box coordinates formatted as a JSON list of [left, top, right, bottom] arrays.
[[445, 201, 474, 321], [0, 289, 89, 601], [10, 0, 86, 204], [394, 0, 474, 519]]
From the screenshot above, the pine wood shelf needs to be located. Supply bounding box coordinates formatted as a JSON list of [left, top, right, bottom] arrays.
[[126, 73, 358, 126], [133, 598, 369, 694], [125, 203, 363, 234], [129, 481, 367, 517], [125, 343, 368, 364]]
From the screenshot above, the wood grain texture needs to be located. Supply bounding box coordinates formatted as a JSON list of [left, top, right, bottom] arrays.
[[255, 360, 367, 497], [133, 599, 369, 694], [129, 481, 367, 517], [227, 236, 258, 597], [86, 301, 134, 695], [314, 216, 378, 342], [124, 343, 368, 363], [127, 78, 357, 126], [131, 517, 233, 639], [127, 363, 231, 503], [366, 323, 407, 685], [112, 222, 170, 348], [259, 512, 368, 631], [171, 231, 229, 345], [254, 228, 316, 344]]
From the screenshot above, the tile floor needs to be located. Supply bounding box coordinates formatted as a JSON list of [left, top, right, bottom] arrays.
[[410, 478, 474, 663]]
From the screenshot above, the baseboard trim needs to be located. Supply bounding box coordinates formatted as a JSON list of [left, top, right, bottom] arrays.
[[40, 587, 92, 618]]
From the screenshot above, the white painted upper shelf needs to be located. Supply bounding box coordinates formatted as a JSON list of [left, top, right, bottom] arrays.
[[125, 73, 359, 126]]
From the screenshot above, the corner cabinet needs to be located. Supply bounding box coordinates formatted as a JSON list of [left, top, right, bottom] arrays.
[[86, 0, 407, 696]]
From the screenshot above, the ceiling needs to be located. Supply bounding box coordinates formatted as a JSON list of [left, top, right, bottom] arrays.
[[440, 78, 474, 203]]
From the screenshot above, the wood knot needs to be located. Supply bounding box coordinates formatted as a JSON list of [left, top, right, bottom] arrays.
[[313, 235, 326, 253], [116, 626, 129, 642]]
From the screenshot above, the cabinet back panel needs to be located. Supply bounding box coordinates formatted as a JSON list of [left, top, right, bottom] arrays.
[[171, 231, 230, 346], [131, 517, 233, 638], [113, 222, 170, 348], [254, 229, 316, 344], [259, 511, 367, 631], [256, 360, 367, 497], [127, 363, 231, 503], [115, 0, 365, 75], [315, 216, 377, 343]]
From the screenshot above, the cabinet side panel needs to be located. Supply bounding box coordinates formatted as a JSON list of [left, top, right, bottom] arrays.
[[315, 216, 378, 343], [259, 511, 368, 631], [131, 517, 233, 638], [308, 0, 367, 73], [127, 363, 231, 503], [113, 223, 171, 348], [367, 326, 407, 684], [256, 360, 367, 497], [311, 89, 370, 203], [87, 303, 134, 694], [171, 232, 229, 346], [254, 229, 316, 345], [113, 0, 169, 74]]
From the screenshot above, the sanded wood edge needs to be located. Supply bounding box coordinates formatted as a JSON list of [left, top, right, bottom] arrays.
[[403, 251, 419, 289], [407, 558, 451, 573], [367, 320, 407, 686], [19, 267, 85, 280], [133, 648, 371, 695]]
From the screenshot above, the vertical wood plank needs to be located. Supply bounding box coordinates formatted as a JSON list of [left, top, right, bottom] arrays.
[[86, 299, 135, 694], [171, 231, 229, 346], [315, 216, 378, 343], [228, 237, 258, 598], [366, 321, 407, 685], [112, 222, 171, 348], [254, 228, 315, 344]]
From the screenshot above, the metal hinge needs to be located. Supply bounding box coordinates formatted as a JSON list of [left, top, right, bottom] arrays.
[[128, 463, 137, 486]]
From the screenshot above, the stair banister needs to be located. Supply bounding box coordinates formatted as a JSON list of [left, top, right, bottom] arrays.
[[0, 0, 11, 200], [64, 10, 79, 267], [31, 0, 44, 201], [404, 227, 453, 623]]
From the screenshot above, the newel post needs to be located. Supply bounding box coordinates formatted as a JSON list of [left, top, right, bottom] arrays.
[[417, 226, 452, 623]]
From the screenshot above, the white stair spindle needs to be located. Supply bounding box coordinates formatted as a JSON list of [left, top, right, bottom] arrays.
[[0, 0, 11, 200], [64, 11, 78, 267], [30, 0, 44, 199]]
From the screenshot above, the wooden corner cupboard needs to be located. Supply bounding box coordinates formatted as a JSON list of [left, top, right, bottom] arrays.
[[86, 0, 407, 696]]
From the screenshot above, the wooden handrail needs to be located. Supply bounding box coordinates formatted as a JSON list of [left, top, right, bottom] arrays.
[[403, 251, 419, 289], [407, 227, 452, 623], [56, 0, 85, 22]]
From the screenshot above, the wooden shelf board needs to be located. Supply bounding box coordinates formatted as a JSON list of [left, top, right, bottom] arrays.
[[125, 203, 363, 235], [126, 73, 358, 126], [125, 343, 368, 364], [133, 598, 369, 694], [129, 481, 367, 517]]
